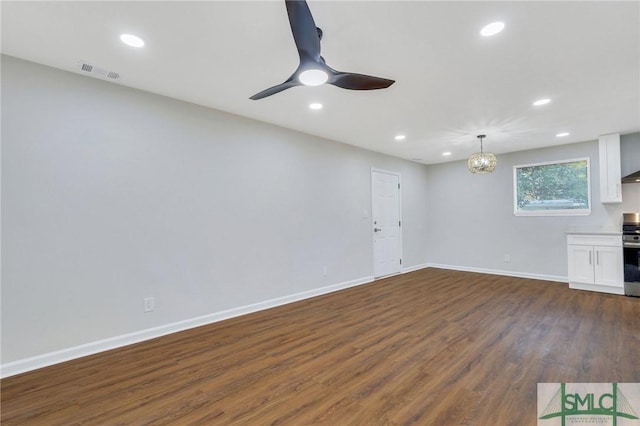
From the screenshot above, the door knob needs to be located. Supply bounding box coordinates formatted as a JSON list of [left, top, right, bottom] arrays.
[[374, 228, 382, 232]]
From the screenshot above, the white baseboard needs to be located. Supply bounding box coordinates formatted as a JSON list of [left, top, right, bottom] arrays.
[[1, 275, 374, 378], [427, 263, 568, 283], [401, 263, 430, 273], [569, 281, 625, 295], [0, 265, 568, 378]]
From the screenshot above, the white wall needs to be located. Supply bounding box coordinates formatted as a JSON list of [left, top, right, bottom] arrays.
[[424, 140, 635, 279], [1, 56, 430, 367], [622, 183, 640, 213], [2, 54, 636, 375]]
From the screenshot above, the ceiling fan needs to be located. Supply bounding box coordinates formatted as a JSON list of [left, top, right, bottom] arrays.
[[250, 0, 395, 100]]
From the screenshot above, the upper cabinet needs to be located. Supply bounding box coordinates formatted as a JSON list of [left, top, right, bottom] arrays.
[[599, 133, 622, 203]]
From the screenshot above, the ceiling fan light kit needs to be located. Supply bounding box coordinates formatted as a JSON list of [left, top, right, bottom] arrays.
[[468, 135, 497, 174], [298, 69, 328, 86], [250, 0, 395, 100]]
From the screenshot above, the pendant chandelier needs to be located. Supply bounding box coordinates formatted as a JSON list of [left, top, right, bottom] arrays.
[[468, 134, 497, 173]]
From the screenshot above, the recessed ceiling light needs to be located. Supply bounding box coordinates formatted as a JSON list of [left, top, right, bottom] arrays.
[[120, 34, 145, 48], [480, 22, 505, 37], [309, 103, 323, 110], [299, 69, 328, 86], [556, 132, 570, 137], [636, 179, 640, 182], [533, 98, 551, 106], [442, 152, 452, 156], [394, 135, 406, 141]]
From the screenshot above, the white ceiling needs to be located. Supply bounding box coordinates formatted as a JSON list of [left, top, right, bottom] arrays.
[[2, 1, 639, 164]]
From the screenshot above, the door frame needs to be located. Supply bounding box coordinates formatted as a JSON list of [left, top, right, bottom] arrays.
[[371, 168, 403, 278]]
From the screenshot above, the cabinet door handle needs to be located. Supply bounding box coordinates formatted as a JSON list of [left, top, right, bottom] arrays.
[[596, 251, 599, 265], [589, 251, 592, 265]]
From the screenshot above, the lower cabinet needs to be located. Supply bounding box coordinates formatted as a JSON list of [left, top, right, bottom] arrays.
[[567, 234, 623, 295]]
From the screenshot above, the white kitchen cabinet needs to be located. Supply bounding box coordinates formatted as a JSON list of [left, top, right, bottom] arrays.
[[567, 234, 623, 295], [599, 133, 622, 203], [568, 244, 595, 283]]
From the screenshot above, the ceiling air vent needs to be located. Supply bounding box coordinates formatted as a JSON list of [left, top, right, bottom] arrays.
[[77, 61, 120, 80]]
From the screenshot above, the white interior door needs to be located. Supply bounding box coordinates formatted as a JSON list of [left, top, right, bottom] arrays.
[[372, 170, 401, 278]]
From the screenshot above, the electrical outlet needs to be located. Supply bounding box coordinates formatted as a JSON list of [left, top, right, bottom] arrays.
[[504, 254, 511, 263], [143, 297, 155, 313]]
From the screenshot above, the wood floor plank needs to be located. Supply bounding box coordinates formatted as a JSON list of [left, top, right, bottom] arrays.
[[2, 268, 638, 425]]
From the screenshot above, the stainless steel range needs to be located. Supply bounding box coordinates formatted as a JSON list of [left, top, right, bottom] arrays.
[[623, 213, 640, 296]]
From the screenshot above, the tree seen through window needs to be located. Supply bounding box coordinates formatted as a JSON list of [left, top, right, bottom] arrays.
[[514, 159, 590, 215]]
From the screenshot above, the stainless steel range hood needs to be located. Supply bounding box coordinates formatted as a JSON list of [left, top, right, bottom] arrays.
[[622, 170, 640, 183], [620, 134, 640, 183]]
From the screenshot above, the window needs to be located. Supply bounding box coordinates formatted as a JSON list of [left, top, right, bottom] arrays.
[[513, 158, 591, 216]]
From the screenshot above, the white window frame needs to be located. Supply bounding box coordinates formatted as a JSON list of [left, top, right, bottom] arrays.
[[513, 157, 591, 217]]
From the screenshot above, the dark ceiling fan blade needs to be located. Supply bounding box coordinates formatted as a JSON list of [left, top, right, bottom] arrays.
[[285, 0, 321, 61], [249, 79, 300, 100], [328, 72, 395, 90], [250, 1, 395, 99]]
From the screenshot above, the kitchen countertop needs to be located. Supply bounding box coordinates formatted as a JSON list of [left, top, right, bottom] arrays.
[[565, 227, 622, 235]]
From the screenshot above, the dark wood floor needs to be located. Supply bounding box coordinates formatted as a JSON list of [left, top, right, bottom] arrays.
[[2, 268, 639, 425]]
